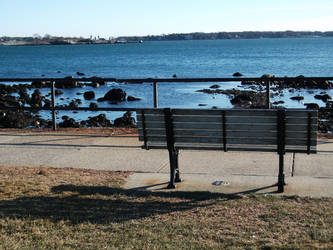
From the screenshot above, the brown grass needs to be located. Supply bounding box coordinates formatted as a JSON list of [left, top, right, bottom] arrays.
[[0, 166, 332, 249]]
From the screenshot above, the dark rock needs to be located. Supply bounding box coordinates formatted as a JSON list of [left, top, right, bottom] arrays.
[[104, 88, 126, 103], [97, 97, 105, 102], [272, 101, 285, 105], [76, 92, 83, 95], [197, 88, 266, 108], [0, 110, 46, 128], [92, 82, 100, 88], [261, 74, 275, 78], [85, 114, 112, 127], [210, 84, 221, 89], [68, 100, 78, 109], [55, 89, 63, 96], [127, 96, 141, 101], [231, 93, 252, 105], [114, 111, 135, 127], [58, 118, 80, 128], [91, 77, 107, 86], [89, 102, 98, 109], [43, 99, 51, 108], [76, 72, 85, 76], [75, 99, 82, 104], [233, 72, 243, 77], [60, 98, 65, 101], [304, 103, 319, 109], [198, 104, 207, 106], [243, 77, 333, 90], [31, 80, 51, 88], [290, 96, 304, 101], [83, 91, 95, 100], [30, 89, 43, 107], [196, 88, 224, 94], [0, 94, 20, 107], [62, 115, 69, 120], [314, 94, 331, 102], [173, 74, 177, 78], [55, 76, 82, 89]]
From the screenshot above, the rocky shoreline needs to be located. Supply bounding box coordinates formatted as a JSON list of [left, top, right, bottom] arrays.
[[196, 75, 333, 133], [1, 75, 333, 133], [0, 77, 140, 129]]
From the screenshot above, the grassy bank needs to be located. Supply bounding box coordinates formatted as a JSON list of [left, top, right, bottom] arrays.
[[0, 166, 332, 249]]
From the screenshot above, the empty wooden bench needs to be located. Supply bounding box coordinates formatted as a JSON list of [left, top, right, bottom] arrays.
[[136, 108, 318, 192]]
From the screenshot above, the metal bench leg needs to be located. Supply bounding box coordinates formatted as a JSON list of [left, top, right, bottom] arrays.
[[277, 152, 285, 193], [174, 149, 181, 183], [167, 149, 177, 189]]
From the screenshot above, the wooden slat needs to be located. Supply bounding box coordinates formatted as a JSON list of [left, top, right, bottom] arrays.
[[138, 128, 316, 140], [137, 114, 164, 122], [173, 122, 276, 130], [136, 109, 164, 115], [172, 109, 317, 117], [139, 120, 317, 132], [138, 128, 166, 136], [138, 120, 165, 129], [138, 109, 317, 118], [139, 135, 316, 146], [146, 144, 316, 153], [286, 117, 317, 125], [137, 114, 317, 125], [173, 116, 276, 124]]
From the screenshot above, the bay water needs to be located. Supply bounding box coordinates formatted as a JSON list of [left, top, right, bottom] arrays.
[[0, 38, 333, 122]]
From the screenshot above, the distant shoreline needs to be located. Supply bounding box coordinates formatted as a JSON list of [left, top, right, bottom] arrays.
[[1, 31, 332, 46]]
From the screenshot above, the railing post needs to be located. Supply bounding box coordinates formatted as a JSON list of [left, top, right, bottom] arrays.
[[153, 82, 158, 108], [51, 81, 57, 131], [266, 80, 271, 109]]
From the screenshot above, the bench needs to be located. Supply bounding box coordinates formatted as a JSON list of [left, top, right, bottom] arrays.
[[136, 108, 318, 193]]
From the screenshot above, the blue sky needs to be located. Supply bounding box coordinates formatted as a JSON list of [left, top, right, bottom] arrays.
[[2, 0, 333, 37]]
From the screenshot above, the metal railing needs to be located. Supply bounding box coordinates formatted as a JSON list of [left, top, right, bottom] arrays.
[[1, 77, 333, 130]]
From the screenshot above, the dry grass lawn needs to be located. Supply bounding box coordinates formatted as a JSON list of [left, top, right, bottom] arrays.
[[0, 165, 332, 249]]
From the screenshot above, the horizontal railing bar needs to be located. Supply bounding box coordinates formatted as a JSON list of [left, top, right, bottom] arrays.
[[0, 77, 333, 83]]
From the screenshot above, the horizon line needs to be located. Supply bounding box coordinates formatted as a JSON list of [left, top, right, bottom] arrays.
[[1, 30, 333, 39]]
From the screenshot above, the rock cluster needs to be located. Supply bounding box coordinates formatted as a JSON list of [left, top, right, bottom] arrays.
[[242, 75, 333, 90]]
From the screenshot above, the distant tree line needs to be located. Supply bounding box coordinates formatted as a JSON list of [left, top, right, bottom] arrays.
[[1, 31, 333, 44], [117, 31, 333, 42]]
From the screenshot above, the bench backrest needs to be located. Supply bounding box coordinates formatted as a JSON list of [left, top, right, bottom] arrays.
[[137, 108, 318, 154]]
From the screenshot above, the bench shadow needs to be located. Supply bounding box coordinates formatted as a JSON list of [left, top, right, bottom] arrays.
[[0, 185, 241, 225]]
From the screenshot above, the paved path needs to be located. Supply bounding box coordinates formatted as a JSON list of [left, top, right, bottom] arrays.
[[0, 131, 332, 197]]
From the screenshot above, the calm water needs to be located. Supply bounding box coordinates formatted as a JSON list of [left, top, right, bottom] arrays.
[[1, 38, 333, 121]]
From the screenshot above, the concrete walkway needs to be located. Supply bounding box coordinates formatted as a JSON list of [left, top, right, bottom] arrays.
[[0, 131, 332, 197]]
